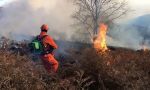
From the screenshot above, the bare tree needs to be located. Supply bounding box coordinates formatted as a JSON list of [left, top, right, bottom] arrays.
[[72, 0, 129, 39]]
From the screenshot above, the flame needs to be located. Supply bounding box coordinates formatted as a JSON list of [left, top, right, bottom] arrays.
[[141, 40, 149, 51], [143, 45, 147, 51], [142, 44, 149, 51], [93, 23, 108, 52]]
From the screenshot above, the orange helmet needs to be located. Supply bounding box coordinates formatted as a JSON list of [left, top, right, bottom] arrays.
[[41, 24, 49, 31]]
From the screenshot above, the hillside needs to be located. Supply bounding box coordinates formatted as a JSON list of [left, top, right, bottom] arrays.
[[127, 14, 150, 41], [0, 39, 150, 90], [130, 14, 150, 27]]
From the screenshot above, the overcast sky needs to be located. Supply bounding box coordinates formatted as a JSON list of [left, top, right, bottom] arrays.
[[128, 0, 150, 17], [0, 0, 13, 6]]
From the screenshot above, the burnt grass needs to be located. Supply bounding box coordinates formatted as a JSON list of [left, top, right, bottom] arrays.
[[0, 40, 150, 90]]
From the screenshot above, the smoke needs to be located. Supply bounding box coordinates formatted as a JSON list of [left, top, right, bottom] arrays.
[[1, 0, 150, 51], [107, 21, 150, 50], [107, 25, 142, 50], [0, 0, 78, 56], [0, 0, 75, 41]]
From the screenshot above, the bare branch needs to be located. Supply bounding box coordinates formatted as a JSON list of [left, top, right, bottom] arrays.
[[72, 0, 129, 39]]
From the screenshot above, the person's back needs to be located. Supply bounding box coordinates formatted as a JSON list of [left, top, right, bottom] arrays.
[[39, 24, 59, 73]]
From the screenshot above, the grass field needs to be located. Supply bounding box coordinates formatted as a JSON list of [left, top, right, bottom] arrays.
[[0, 39, 150, 90]]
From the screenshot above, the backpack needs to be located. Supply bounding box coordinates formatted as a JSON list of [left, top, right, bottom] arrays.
[[30, 35, 48, 55]]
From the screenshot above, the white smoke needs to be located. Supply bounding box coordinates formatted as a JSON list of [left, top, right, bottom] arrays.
[[0, 0, 75, 41], [107, 25, 143, 50], [106, 21, 150, 50], [0, 0, 149, 50]]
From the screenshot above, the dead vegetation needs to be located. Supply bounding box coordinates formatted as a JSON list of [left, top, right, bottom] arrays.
[[0, 37, 150, 90]]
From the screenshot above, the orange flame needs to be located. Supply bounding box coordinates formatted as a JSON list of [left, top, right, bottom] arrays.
[[142, 44, 148, 51], [141, 40, 149, 51], [93, 23, 108, 52], [143, 45, 146, 51]]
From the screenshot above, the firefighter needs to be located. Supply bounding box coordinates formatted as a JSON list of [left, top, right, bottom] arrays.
[[39, 24, 59, 73]]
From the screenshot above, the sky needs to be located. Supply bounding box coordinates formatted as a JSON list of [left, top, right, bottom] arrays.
[[0, 0, 13, 6], [128, 0, 150, 8], [127, 0, 150, 19]]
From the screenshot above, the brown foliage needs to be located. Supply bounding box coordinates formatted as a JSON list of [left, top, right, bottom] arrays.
[[74, 47, 150, 90], [0, 39, 150, 90]]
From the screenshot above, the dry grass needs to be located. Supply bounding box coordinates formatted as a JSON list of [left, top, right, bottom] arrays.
[[0, 38, 150, 90], [0, 48, 95, 90], [73, 47, 150, 90]]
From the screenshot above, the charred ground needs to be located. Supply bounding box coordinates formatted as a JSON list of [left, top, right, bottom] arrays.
[[0, 37, 150, 90]]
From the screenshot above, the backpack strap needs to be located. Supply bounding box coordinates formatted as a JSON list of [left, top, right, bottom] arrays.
[[36, 35, 48, 41], [41, 35, 48, 40], [39, 35, 48, 47]]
